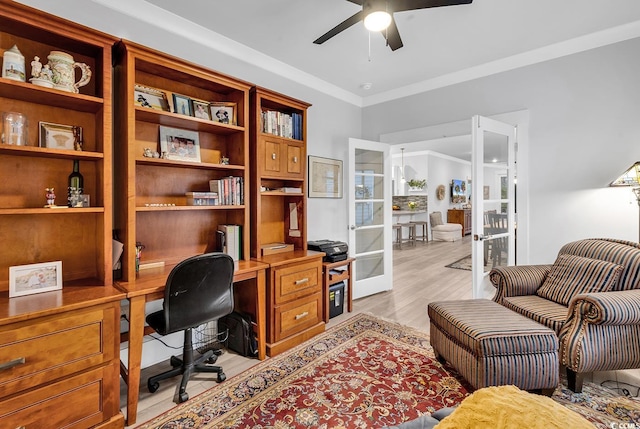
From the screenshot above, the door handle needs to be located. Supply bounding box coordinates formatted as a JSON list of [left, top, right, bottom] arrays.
[[473, 234, 484, 241], [349, 225, 356, 230]]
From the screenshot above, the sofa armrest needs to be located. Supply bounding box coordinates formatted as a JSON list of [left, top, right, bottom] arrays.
[[566, 289, 640, 326], [490, 265, 551, 304]]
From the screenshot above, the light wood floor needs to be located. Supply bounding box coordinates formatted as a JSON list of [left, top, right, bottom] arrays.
[[124, 236, 475, 427]]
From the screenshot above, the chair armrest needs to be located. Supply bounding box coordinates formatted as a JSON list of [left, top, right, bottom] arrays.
[[566, 289, 640, 326], [490, 265, 551, 304]]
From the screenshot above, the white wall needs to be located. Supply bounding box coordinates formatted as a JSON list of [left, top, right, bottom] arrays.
[[364, 38, 640, 263]]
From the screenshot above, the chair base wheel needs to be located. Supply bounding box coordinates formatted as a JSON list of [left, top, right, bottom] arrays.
[[170, 356, 182, 367], [217, 372, 226, 383], [178, 392, 189, 403], [148, 381, 160, 393]]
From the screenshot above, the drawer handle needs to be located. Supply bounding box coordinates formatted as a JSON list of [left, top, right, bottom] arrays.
[[293, 156, 298, 163], [294, 277, 309, 285], [272, 153, 277, 160], [0, 357, 25, 371], [295, 311, 309, 320]]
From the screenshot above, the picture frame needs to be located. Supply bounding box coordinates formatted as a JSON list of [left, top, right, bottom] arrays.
[[134, 84, 169, 111], [308, 155, 343, 198], [172, 93, 192, 116], [9, 261, 63, 298], [210, 102, 236, 125], [159, 125, 201, 162], [192, 99, 211, 120], [39, 121, 82, 151]]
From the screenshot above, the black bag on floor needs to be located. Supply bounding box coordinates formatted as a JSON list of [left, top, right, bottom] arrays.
[[218, 311, 258, 358]]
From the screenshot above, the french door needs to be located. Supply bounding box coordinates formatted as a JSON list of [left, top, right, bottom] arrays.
[[471, 115, 517, 298], [348, 138, 392, 299]]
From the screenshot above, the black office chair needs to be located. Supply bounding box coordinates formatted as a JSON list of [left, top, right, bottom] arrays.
[[146, 252, 235, 403]]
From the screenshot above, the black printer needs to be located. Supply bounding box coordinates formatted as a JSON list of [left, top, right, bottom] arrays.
[[308, 240, 348, 262]]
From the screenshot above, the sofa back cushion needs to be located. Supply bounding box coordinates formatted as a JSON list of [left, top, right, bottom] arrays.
[[536, 254, 623, 305], [558, 239, 640, 291]]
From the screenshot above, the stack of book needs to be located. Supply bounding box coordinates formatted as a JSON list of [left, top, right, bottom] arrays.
[[209, 176, 244, 205], [185, 191, 218, 206], [260, 109, 303, 140]]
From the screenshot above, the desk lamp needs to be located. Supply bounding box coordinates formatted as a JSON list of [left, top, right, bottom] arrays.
[[610, 161, 640, 241]]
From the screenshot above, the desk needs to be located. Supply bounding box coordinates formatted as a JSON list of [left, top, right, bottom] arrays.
[[116, 259, 268, 426]]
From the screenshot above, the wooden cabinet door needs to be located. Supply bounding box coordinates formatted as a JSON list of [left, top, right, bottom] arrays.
[[264, 140, 281, 175], [286, 143, 302, 177]]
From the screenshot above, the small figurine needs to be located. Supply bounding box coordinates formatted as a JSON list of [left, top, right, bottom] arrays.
[[45, 187, 55, 206], [143, 148, 153, 157], [30, 56, 42, 78], [40, 64, 53, 81], [152, 150, 160, 158], [161, 151, 168, 159], [220, 155, 230, 165]]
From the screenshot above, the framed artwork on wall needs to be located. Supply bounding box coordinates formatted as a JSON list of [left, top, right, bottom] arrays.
[[308, 155, 343, 198]]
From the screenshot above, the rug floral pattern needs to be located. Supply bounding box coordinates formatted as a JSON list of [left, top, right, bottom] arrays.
[[137, 313, 640, 429], [137, 314, 470, 428]]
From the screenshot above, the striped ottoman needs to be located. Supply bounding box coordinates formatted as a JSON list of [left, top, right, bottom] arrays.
[[428, 299, 559, 394]]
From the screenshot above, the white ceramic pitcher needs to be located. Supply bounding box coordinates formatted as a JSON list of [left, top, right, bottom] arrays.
[[47, 51, 91, 93]]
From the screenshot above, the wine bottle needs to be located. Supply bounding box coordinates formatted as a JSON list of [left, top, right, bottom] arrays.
[[68, 159, 83, 207]]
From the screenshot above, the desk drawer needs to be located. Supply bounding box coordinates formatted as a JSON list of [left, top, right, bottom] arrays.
[[0, 305, 116, 397], [274, 261, 320, 305], [0, 365, 111, 429], [274, 292, 322, 341]]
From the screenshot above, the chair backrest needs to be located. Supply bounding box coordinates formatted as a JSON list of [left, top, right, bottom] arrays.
[[558, 238, 640, 291], [161, 252, 235, 334], [430, 211, 444, 227]]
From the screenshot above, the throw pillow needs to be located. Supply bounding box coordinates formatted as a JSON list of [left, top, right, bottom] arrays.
[[536, 254, 623, 306], [434, 385, 594, 429]]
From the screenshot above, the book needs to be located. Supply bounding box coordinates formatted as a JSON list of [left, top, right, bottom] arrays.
[[217, 224, 241, 261]]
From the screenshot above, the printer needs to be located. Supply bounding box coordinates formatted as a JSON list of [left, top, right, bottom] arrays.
[[308, 240, 348, 262]]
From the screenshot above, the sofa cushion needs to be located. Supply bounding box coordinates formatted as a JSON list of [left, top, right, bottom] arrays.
[[536, 254, 623, 306], [501, 295, 568, 334]]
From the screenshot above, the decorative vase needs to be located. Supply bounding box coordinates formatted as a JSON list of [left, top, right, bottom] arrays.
[[2, 112, 27, 145], [2, 44, 25, 82], [47, 51, 91, 93]]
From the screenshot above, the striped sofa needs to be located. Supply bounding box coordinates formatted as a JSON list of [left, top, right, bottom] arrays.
[[490, 238, 640, 392]]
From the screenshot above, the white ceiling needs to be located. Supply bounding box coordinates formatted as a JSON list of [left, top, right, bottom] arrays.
[[140, 0, 640, 106], [18, 0, 640, 107]]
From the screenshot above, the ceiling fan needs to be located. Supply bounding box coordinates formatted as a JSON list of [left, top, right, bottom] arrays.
[[313, 0, 473, 51]]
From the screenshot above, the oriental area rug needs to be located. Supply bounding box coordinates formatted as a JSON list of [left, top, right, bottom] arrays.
[[136, 313, 640, 429]]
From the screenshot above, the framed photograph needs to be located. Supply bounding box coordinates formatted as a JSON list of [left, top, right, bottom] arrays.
[[192, 99, 211, 120], [134, 84, 169, 111], [308, 155, 343, 198], [210, 102, 236, 125], [9, 261, 63, 298], [159, 126, 201, 162], [172, 93, 192, 116], [39, 122, 82, 151]]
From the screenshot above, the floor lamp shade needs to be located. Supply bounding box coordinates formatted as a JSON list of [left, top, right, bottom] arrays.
[[610, 162, 640, 242]]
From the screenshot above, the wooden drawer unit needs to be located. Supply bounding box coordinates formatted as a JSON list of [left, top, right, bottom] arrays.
[[0, 365, 115, 429], [0, 306, 115, 396], [0, 292, 123, 429], [274, 260, 320, 305], [274, 292, 322, 342]]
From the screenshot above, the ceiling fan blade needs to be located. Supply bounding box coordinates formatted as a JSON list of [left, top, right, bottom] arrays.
[[346, 0, 364, 4], [313, 11, 364, 45], [385, 16, 403, 51], [391, 0, 472, 13]]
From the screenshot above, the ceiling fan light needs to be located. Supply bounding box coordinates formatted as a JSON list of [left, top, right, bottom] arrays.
[[364, 11, 391, 32]]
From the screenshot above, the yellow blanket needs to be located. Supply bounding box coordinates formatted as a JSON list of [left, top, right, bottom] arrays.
[[435, 385, 594, 429]]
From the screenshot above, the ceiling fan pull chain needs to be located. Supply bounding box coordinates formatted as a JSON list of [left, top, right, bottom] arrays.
[[368, 32, 372, 62]]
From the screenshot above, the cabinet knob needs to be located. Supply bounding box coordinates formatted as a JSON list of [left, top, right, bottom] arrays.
[[272, 153, 277, 160], [293, 156, 298, 163]]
